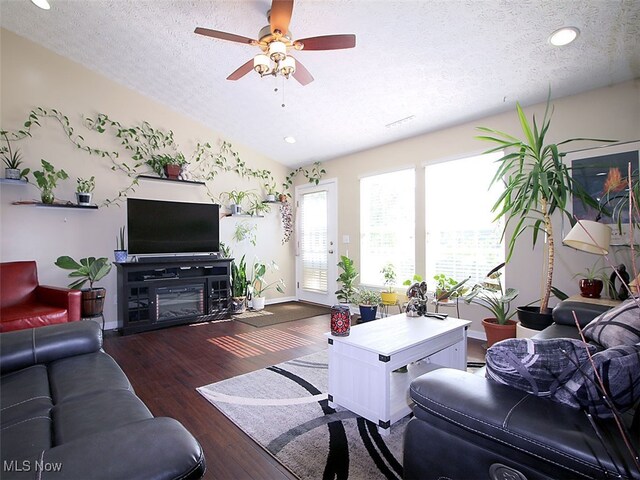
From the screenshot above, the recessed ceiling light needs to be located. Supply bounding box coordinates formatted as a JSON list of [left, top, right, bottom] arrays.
[[284, 136, 296, 144], [548, 27, 580, 46], [30, 0, 51, 9]]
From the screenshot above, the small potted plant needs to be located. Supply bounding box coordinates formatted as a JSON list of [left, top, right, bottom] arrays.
[[462, 263, 519, 347], [248, 260, 285, 311], [32, 159, 68, 204], [146, 153, 187, 179], [380, 263, 398, 304], [248, 198, 271, 217], [354, 287, 381, 322], [114, 226, 127, 263], [335, 255, 359, 306], [433, 274, 469, 302], [265, 182, 278, 202], [55, 255, 112, 317], [1, 133, 29, 180], [220, 189, 257, 215], [231, 255, 248, 313], [76, 176, 95, 206], [573, 260, 608, 299]]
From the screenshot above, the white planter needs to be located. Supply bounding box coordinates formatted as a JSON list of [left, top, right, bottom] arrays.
[[5, 168, 20, 180], [266, 194, 276, 202], [251, 296, 266, 311], [76, 192, 92, 206]]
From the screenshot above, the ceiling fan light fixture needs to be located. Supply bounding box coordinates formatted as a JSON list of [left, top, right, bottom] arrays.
[[280, 56, 296, 77], [549, 26, 580, 46], [269, 41, 287, 62], [30, 0, 50, 9], [253, 54, 271, 75]]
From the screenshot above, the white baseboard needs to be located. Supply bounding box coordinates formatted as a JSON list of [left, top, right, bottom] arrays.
[[266, 296, 297, 305]]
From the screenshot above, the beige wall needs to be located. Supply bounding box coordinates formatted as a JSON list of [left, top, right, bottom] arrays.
[[0, 29, 294, 330], [322, 79, 640, 337]]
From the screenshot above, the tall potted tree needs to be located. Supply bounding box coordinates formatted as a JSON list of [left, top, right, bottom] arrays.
[[477, 92, 612, 329]]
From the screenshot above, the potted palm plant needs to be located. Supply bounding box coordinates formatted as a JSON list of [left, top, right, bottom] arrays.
[[463, 263, 519, 347], [380, 263, 398, 304], [477, 91, 612, 330], [248, 260, 285, 311], [354, 288, 381, 322], [54, 256, 112, 317]]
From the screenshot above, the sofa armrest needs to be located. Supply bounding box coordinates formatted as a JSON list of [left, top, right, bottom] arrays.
[[0, 321, 102, 374], [40, 418, 205, 480], [36, 285, 82, 321]]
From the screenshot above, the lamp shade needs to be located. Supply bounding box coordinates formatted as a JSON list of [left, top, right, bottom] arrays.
[[563, 220, 611, 254]]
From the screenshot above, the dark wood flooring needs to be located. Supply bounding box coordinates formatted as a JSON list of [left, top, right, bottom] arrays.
[[103, 314, 485, 480]]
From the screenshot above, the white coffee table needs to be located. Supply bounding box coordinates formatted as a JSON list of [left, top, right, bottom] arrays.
[[326, 313, 471, 435]]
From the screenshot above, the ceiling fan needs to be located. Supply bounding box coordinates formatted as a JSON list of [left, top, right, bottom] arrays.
[[194, 0, 356, 86]]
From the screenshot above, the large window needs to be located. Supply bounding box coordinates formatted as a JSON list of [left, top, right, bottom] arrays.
[[360, 168, 415, 286], [425, 152, 504, 286]]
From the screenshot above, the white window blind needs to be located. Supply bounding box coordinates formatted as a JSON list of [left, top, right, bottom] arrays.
[[360, 169, 415, 286], [300, 190, 328, 292], [425, 152, 504, 286]]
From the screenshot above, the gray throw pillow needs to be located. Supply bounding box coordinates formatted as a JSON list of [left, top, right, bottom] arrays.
[[583, 299, 640, 348], [485, 338, 598, 397], [552, 343, 640, 417]]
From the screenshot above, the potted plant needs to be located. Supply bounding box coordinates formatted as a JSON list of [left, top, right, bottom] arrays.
[[146, 153, 187, 179], [54, 256, 112, 317], [462, 263, 519, 347], [248, 260, 285, 311], [264, 182, 278, 202], [220, 189, 256, 215], [433, 274, 469, 302], [380, 263, 398, 304], [114, 226, 127, 263], [76, 176, 95, 206], [335, 255, 359, 305], [354, 287, 381, 322], [248, 198, 271, 217], [573, 260, 608, 299], [1, 133, 29, 180], [231, 255, 248, 313], [477, 91, 612, 329], [32, 159, 68, 204]]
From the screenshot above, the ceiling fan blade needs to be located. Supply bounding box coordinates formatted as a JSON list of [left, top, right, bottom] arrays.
[[290, 57, 313, 86], [269, 0, 294, 35], [194, 27, 255, 46], [294, 34, 356, 51], [227, 59, 255, 81]]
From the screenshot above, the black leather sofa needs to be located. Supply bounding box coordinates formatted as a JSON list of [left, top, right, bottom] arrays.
[[0, 321, 206, 479], [404, 301, 640, 480]]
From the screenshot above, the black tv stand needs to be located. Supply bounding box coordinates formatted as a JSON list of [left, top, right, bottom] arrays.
[[116, 258, 232, 335]]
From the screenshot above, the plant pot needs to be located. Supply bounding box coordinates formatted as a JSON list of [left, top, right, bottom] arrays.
[[330, 304, 351, 336], [380, 292, 398, 304], [163, 164, 181, 179], [278, 194, 288, 203], [41, 190, 54, 204], [230, 204, 242, 215], [251, 296, 266, 311], [482, 318, 517, 347], [231, 296, 246, 314], [114, 250, 128, 263], [76, 192, 92, 206], [516, 306, 553, 331], [579, 278, 603, 298], [81, 288, 106, 317], [5, 168, 20, 180], [358, 304, 378, 322], [266, 194, 276, 202]]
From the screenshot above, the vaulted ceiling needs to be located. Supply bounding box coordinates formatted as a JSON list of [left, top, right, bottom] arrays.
[[1, 0, 639, 167]]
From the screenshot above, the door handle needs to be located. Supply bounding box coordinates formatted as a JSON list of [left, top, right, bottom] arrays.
[[328, 250, 334, 254]]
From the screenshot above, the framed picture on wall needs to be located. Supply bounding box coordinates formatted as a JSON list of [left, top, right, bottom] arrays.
[[564, 140, 640, 245]]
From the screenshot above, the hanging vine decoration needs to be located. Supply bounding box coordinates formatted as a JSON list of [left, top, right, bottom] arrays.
[[2, 108, 327, 241], [280, 201, 294, 244]]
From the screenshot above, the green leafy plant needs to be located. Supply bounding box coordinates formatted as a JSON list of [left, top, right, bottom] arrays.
[[281, 162, 327, 198], [402, 274, 423, 286], [248, 260, 285, 298], [381, 263, 396, 292], [221, 189, 257, 208], [116, 226, 126, 250], [477, 90, 614, 313], [219, 241, 232, 258], [233, 221, 257, 246], [336, 255, 359, 303], [231, 255, 248, 298], [572, 259, 608, 282], [248, 198, 271, 216], [463, 263, 519, 325], [433, 274, 469, 301], [1, 132, 29, 179], [354, 288, 382, 306], [54, 256, 112, 290], [145, 153, 187, 177], [32, 159, 68, 204], [76, 176, 95, 193]]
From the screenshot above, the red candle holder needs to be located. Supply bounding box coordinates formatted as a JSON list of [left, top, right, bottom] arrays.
[[330, 304, 351, 336]]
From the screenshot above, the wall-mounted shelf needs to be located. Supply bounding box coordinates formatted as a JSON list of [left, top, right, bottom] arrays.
[[0, 178, 28, 185], [222, 213, 264, 218], [262, 200, 285, 204], [137, 175, 205, 185], [12, 201, 98, 209]]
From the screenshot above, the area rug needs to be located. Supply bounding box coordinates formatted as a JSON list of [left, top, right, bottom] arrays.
[[234, 301, 331, 327], [197, 349, 406, 480]]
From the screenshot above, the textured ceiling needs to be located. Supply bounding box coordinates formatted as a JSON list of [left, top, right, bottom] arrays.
[[1, 0, 639, 168]]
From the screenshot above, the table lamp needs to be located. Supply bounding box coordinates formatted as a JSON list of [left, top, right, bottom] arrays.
[[563, 220, 611, 254]]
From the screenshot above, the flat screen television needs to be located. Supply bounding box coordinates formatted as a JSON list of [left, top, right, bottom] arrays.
[[127, 198, 220, 256]]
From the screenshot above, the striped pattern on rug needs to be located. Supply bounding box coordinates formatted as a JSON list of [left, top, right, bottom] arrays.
[[207, 326, 324, 358]]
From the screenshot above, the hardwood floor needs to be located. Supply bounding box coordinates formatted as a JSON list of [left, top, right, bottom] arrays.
[[103, 314, 485, 480]]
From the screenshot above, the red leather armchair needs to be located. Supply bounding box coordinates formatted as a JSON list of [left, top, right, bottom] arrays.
[[0, 261, 81, 332]]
